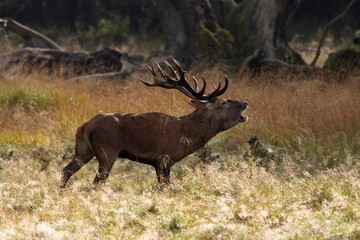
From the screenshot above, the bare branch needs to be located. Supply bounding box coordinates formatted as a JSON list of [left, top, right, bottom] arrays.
[[0, 17, 63, 51], [310, 0, 357, 66]]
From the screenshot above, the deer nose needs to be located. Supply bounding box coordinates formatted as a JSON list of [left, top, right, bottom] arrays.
[[243, 101, 248, 107]]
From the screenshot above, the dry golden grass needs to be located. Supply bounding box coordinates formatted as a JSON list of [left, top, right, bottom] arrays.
[[0, 66, 360, 239], [1, 67, 360, 155]]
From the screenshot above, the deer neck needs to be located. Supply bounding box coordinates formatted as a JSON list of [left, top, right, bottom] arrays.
[[180, 109, 220, 151]]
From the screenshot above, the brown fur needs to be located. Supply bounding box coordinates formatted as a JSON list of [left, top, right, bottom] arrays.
[[61, 98, 248, 189]]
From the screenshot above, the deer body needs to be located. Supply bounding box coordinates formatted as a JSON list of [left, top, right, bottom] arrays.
[[61, 59, 248, 188]]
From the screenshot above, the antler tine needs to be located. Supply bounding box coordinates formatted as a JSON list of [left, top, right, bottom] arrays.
[[192, 76, 199, 91], [158, 61, 184, 86], [148, 65, 164, 84], [172, 59, 203, 96], [201, 75, 229, 99], [138, 65, 159, 86], [204, 81, 221, 99], [199, 77, 207, 95], [139, 64, 170, 87], [138, 77, 152, 86], [172, 59, 193, 87], [215, 75, 229, 97], [172, 58, 185, 72], [193, 76, 206, 96], [173, 59, 187, 81], [164, 60, 178, 79], [155, 62, 168, 80]]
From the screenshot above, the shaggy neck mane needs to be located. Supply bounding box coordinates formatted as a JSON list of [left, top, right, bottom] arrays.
[[179, 109, 220, 152]]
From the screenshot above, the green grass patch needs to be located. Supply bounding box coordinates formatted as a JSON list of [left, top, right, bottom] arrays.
[[0, 86, 58, 110]]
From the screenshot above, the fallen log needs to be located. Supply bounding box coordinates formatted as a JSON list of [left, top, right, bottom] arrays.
[[262, 58, 321, 74], [0, 47, 122, 76], [243, 49, 321, 75], [0, 18, 125, 77]]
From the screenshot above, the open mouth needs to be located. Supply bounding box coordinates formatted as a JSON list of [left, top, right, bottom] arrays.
[[240, 104, 248, 122]]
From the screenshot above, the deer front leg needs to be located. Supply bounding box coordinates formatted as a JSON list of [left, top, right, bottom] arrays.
[[155, 155, 171, 189]]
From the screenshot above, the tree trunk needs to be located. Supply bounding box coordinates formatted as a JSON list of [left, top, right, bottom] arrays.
[[228, 0, 305, 64], [157, 0, 304, 65], [157, 0, 218, 64]]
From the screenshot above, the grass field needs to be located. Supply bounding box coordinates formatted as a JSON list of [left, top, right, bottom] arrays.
[[0, 66, 360, 239]]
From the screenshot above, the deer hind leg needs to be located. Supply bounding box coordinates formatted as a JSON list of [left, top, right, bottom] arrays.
[[93, 146, 118, 185], [155, 155, 171, 189], [61, 143, 94, 188]]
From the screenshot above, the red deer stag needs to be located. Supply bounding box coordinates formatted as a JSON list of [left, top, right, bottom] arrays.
[[61, 59, 248, 188]]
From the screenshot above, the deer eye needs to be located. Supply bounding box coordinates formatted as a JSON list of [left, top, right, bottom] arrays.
[[221, 101, 227, 105]]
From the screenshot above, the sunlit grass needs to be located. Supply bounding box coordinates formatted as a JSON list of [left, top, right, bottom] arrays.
[[0, 66, 360, 239], [0, 147, 359, 239]]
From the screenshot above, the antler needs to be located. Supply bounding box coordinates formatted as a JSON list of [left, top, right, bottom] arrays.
[[139, 59, 228, 101]]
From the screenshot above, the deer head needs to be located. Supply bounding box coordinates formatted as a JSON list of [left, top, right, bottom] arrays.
[[139, 59, 248, 132]]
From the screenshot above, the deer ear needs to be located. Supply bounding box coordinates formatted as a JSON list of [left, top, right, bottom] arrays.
[[189, 100, 207, 109]]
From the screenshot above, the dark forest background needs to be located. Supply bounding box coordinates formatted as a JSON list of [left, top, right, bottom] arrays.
[[0, 0, 360, 70], [1, 0, 359, 39]]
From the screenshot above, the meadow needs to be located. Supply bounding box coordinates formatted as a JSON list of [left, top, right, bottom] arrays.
[[0, 64, 360, 239]]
